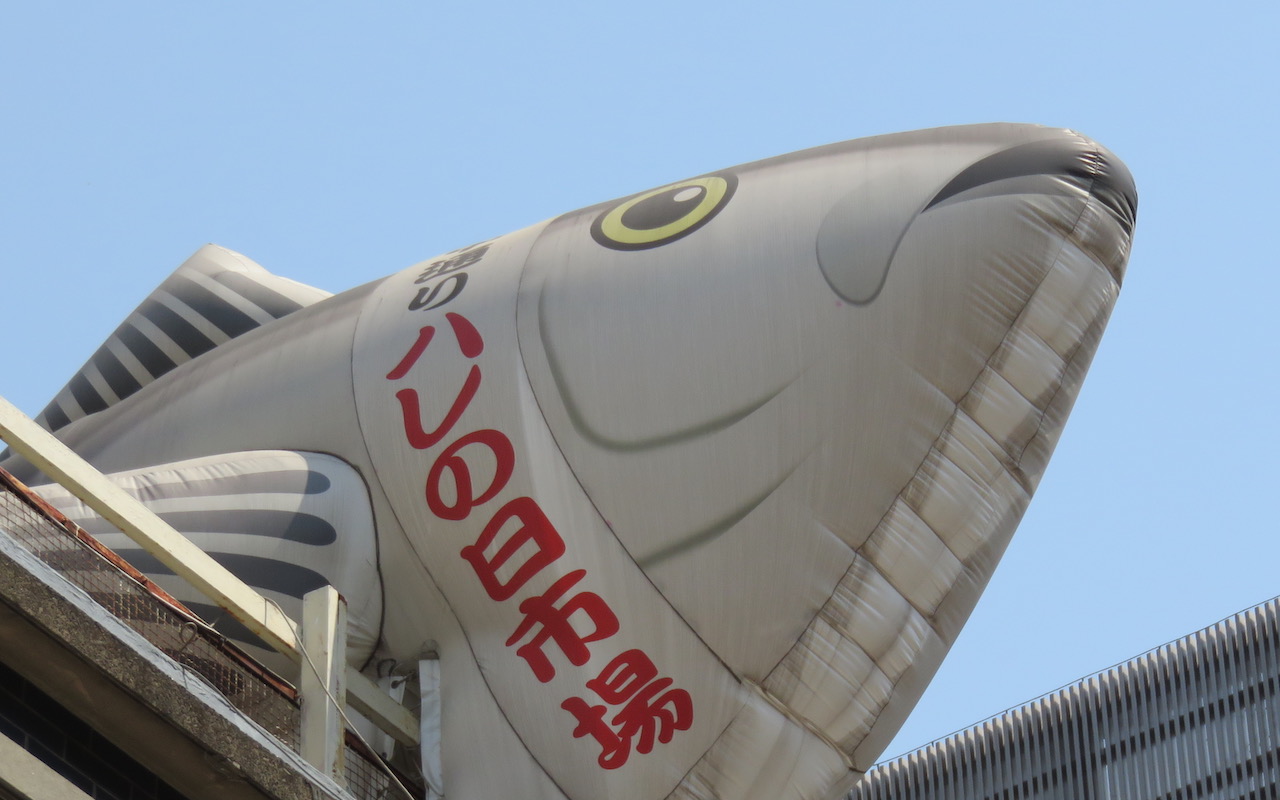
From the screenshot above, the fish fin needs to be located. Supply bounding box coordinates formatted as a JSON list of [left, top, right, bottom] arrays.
[[31, 449, 380, 670], [35, 244, 333, 434]]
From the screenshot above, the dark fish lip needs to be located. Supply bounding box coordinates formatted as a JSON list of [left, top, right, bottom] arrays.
[[814, 129, 1138, 308], [923, 134, 1138, 236]]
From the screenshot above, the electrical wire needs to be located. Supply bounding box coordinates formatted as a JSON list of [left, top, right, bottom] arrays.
[[269, 596, 424, 800]]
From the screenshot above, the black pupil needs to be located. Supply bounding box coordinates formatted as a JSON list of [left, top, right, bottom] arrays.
[[619, 185, 706, 231]]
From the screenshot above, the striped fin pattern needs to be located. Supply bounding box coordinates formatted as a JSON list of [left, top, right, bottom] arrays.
[[32, 450, 381, 671], [36, 245, 332, 433]]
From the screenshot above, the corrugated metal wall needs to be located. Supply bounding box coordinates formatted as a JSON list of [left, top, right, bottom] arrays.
[[850, 599, 1280, 800]]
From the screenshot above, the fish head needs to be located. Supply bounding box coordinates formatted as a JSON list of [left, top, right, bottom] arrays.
[[353, 124, 1136, 795], [506, 123, 1136, 762]]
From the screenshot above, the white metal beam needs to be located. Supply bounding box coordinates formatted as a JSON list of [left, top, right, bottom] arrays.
[[0, 395, 419, 746], [300, 586, 347, 780]]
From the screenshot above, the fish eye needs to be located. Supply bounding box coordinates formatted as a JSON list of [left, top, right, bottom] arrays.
[[591, 174, 737, 250]]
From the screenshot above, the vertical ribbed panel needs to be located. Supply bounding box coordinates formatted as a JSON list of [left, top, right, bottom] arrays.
[[849, 596, 1280, 799]]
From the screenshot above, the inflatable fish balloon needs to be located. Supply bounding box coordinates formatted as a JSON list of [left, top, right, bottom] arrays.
[[4, 123, 1136, 799]]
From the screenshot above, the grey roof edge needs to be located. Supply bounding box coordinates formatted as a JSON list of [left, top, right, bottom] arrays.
[[873, 592, 1280, 767]]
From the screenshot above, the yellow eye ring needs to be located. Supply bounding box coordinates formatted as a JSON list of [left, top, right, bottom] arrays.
[[591, 174, 736, 250]]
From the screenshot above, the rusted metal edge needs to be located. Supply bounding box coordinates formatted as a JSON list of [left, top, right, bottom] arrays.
[[0, 464, 300, 702]]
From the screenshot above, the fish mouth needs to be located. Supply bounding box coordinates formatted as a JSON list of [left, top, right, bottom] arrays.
[[816, 131, 1138, 305], [924, 134, 1137, 234]]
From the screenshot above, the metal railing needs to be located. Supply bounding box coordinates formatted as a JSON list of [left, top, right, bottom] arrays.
[[0, 395, 423, 799]]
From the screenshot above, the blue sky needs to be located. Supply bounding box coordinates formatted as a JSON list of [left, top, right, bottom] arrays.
[[2, 2, 1277, 760]]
